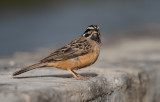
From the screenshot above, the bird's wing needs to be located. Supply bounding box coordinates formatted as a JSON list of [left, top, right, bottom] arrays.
[[40, 37, 92, 63]]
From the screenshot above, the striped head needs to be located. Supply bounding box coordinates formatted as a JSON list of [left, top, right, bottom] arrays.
[[83, 25, 101, 45]]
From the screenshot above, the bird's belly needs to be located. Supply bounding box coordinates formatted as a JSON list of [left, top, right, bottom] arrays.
[[47, 51, 99, 70], [75, 51, 99, 70]]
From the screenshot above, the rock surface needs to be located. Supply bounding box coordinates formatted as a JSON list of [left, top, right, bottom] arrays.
[[0, 32, 160, 102]]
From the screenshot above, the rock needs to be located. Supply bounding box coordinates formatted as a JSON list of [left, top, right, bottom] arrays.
[[0, 68, 149, 102]]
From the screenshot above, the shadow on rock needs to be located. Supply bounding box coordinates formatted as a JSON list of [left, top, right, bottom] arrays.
[[13, 73, 98, 79]]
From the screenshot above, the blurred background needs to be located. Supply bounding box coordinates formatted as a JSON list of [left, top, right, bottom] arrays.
[[1, 0, 160, 57]]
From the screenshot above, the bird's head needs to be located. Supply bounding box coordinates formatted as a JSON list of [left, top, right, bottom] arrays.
[[83, 25, 101, 45]]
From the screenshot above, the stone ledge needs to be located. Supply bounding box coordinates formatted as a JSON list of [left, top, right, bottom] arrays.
[[0, 68, 149, 102]]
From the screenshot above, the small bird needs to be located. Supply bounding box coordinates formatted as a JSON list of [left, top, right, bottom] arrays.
[[13, 25, 102, 79]]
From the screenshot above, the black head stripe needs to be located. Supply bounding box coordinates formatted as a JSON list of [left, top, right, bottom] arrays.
[[84, 29, 91, 34], [83, 33, 91, 37]]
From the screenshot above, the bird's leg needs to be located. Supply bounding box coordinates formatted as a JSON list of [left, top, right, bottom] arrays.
[[68, 69, 78, 78], [68, 69, 84, 79]]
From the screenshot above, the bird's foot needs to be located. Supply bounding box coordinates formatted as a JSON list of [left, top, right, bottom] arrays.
[[74, 75, 89, 80]]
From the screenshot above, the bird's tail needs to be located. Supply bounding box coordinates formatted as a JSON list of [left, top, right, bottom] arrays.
[[13, 62, 46, 76]]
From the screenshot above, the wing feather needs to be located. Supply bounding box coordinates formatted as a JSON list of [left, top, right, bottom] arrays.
[[40, 37, 92, 63]]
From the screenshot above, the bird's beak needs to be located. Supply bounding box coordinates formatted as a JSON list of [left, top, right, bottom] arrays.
[[93, 30, 98, 34]]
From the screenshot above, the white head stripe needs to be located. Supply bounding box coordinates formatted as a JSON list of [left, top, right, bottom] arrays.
[[87, 27, 94, 29]]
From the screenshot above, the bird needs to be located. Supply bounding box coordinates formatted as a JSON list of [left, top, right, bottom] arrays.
[[13, 25, 102, 79]]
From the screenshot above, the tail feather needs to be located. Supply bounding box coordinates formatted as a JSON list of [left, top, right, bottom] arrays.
[[13, 62, 46, 76]]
